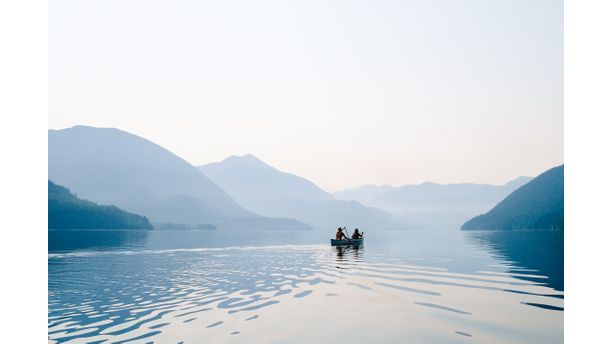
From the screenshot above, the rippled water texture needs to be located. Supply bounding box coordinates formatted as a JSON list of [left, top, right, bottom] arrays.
[[48, 230, 563, 343]]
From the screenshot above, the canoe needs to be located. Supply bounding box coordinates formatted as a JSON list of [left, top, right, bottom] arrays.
[[330, 238, 364, 246]]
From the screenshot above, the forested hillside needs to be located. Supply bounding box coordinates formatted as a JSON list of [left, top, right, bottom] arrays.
[[49, 180, 153, 229], [462, 165, 563, 231]]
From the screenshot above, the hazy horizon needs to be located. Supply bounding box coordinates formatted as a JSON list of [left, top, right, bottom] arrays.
[[50, 124, 542, 193], [49, 0, 563, 190]]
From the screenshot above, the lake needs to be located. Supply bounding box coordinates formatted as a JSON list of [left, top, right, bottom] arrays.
[[48, 229, 563, 343]]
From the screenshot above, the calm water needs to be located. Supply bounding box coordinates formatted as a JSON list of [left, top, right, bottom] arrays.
[[49, 229, 563, 343]]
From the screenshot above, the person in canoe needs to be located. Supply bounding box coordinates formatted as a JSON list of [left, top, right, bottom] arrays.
[[336, 227, 349, 240], [351, 228, 363, 239]]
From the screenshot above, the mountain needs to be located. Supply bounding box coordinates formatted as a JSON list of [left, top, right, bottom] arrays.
[[49, 180, 153, 230], [49, 126, 310, 230], [357, 177, 532, 212], [334, 177, 533, 230], [199, 155, 412, 230], [334, 184, 396, 204], [462, 165, 564, 230]]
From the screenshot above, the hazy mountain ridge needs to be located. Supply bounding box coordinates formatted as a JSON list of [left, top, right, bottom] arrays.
[[334, 177, 533, 230], [462, 165, 564, 231], [199, 155, 412, 230], [334, 184, 396, 204], [49, 126, 310, 230], [336, 177, 533, 211], [48, 125, 554, 232], [202, 154, 335, 205], [49, 180, 153, 230]]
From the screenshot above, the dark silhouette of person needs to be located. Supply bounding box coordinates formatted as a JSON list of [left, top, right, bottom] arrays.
[[336, 227, 349, 240], [351, 228, 363, 239]]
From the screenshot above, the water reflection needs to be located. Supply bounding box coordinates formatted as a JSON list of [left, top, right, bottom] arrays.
[[334, 245, 363, 262], [465, 230, 564, 291], [49, 230, 563, 343], [48, 230, 149, 252]]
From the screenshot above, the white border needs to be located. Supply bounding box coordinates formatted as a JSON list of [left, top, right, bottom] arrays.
[[565, 0, 612, 342], [0, 0, 48, 342], [2, 0, 611, 342]]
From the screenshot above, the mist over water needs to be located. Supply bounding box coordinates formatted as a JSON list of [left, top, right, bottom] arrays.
[[49, 229, 563, 343]]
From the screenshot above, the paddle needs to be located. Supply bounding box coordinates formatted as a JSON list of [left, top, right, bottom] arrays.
[[343, 227, 351, 241]]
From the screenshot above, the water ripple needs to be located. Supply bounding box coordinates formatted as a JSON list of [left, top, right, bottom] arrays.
[[49, 243, 563, 343]]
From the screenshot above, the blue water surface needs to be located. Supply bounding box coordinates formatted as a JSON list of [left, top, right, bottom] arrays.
[[49, 229, 563, 343]]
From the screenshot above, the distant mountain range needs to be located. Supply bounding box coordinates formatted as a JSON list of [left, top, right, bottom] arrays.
[[335, 177, 533, 229], [49, 180, 153, 230], [336, 177, 532, 212], [48, 125, 557, 233], [49, 126, 310, 230], [334, 184, 396, 205], [199, 155, 412, 230], [462, 165, 564, 231]]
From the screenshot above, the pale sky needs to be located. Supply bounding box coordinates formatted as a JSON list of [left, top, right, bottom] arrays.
[[49, 0, 563, 191]]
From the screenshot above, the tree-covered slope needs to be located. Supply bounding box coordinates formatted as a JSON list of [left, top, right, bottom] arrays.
[[49, 180, 153, 229], [461, 165, 564, 230]]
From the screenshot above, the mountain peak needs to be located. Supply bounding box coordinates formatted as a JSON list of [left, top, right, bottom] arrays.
[[219, 154, 272, 169], [416, 181, 440, 187], [199, 155, 407, 230], [236, 153, 262, 162], [49, 125, 253, 224]]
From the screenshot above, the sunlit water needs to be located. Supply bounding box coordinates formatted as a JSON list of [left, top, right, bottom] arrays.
[[49, 229, 563, 343]]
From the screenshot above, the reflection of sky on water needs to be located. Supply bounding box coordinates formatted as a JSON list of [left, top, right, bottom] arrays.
[[49, 230, 563, 343]]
